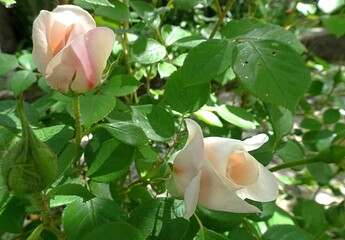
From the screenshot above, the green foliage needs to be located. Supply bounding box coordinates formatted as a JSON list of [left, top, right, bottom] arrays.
[[63, 197, 127, 239]]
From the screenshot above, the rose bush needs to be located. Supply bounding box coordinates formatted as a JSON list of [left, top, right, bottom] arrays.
[[32, 5, 115, 94], [168, 119, 279, 218]]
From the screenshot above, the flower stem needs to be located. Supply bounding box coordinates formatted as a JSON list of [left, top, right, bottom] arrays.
[[209, 0, 234, 39], [73, 94, 82, 145], [269, 156, 318, 172], [30, 193, 65, 239]]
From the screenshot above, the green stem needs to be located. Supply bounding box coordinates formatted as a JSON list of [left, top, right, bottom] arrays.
[[214, 0, 222, 18], [73, 94, 82, 145], [269, 156, 318, 172], [16, 94, 30, 139], [30, 193, 65, 240], [209, 0, 234, 39], [242, 219, 261, 240]]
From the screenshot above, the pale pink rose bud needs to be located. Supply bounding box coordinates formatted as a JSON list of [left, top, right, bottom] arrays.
[[32, 5, 115, 94], [167, 119, 279, 219]]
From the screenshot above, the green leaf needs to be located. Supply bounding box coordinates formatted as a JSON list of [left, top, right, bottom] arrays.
[[300, 117, 322, 130], [161, 24, 191, 46], [47, 184, 95, 202], [27, 224, 44, 240], [233, 40, 311, 112], [131, 105, 175, 141], [101, 75, 141, 97], [95, 2, 130, 22], [165, 70, 210, 113], [8, 70, 36, 96], [267, 104, 294, 143], [136, 145, 160, 164], [307, 162, 332, 185], [195, 227, 228, 240], [0, 0, 16, 7], [18, 53, 36, 70], [80, 0, 114, 7], [173, 35, 206, 48], [129, 198, 185, 238], [173, 0, 213, 9], [322, 15, 345, 38], [325, 201, 345, 228], [276, 140, 304, 170], [79, 94, 116, 129], [323, 108, 341, 124], [56, 143, 83, 179], [82, 222, 145, 240], [86, 138, 134, 182], [263, 224, 313, 240], [194, 110, 223, 127], [158, 62, 177, 78], [0, 197, 26, 233], [102, 122, 149, 146], [216, 105, 258, 129], [129, 1, 160, 29], [63, 197, 128, 240], [195, 206, 246, 232], [0, 53, 18, 75], [181, 39, 235, 86], [131, 37, 166, 64], [300, 200, 328, 233], [34, 125, 74, 155], [228, 228, 256, 240], [221, 19, 306, 54]]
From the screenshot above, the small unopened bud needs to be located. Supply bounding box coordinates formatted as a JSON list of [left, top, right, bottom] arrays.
[[1, 99, 57, 196]]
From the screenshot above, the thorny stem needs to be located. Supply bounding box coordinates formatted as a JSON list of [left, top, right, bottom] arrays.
[[209, 0, 235, 39], [31, 193, 65, 239], [73, 94, 82, 145]]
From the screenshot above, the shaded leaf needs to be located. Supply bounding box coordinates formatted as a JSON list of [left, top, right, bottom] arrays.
[[131, 105, 175, 141], [222, 19, 306, 54], [0, 53, 18, 75], [47, 184, 95, 202], [63, 197, 127, 239], [101, 75, 141, 97], [131, 37, 166, 64], [79, 94, 116, 129], [95, 2, 130, 22], [165, 70, 210, 113], [86, 138, 134, 182], [181, 39, 235, 86], [102, 122, 149, 146], [82, 222, 145, 240], [8, 70, 36, 96], [233, 40, 310, 112]]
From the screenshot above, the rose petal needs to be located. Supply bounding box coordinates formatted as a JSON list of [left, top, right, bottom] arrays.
[[198, 158, 260, 213], [173, 119, 204, 195], [45, 27, 115, 93], [204, 137, 243, 178], [226, 150, 259, 186], [243, 134, 269, 151], [183, 171, 202, 219], [32, 10, 54, 74], [32, 5, 95, 75], [236, 163, 279, 202]]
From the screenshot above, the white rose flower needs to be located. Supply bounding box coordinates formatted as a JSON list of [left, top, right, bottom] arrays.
[[167, 119, 279, 219]]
